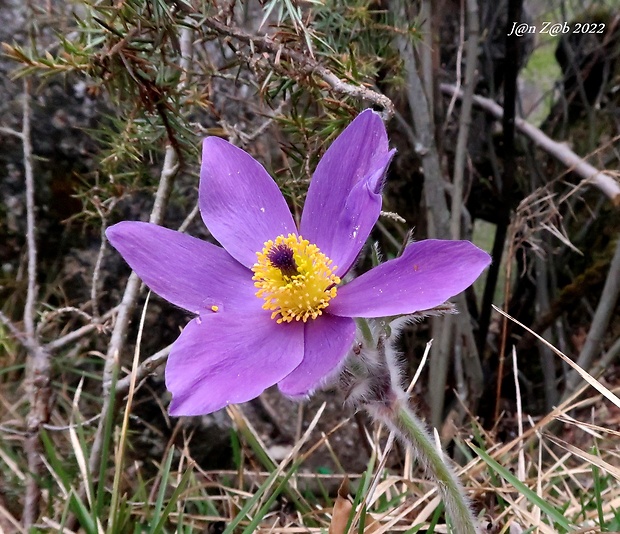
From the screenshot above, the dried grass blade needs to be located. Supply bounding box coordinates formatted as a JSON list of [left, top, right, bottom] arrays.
[[492, 306, 620, 410], [546, 435, 620, 481]]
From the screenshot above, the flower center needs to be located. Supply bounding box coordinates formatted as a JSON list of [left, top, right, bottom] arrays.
[[252, 234, 340, 323]]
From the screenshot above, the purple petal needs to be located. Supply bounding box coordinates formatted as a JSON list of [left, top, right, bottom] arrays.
[[166, 313, 304, 416], [200, 137, 297, 268], [106, 221, 259, 314], [300, 110, 394, 275], [329, 240, 492, 318], [278, 314, 355, 397]]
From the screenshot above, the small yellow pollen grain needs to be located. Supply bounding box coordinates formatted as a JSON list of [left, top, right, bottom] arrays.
[[211, 305, 219, 312], [251, 234, 340, 323]]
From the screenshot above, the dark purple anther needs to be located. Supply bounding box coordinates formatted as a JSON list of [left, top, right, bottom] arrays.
[[268, 244, 298, 277]]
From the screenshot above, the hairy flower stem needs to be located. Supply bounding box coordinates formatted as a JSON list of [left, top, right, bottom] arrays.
[[366, 397, 478, 534], [347, 319, 478, 534]]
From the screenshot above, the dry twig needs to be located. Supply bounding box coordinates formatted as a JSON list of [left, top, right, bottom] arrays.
[[112, 343, 172, 397], [440, 83, 620, 204], [18, 80, 53, 528], [43, 306, 117, 353]]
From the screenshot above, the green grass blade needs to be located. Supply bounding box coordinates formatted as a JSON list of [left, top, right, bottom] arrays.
[[149, 447, 176, 534], [40, 429, 70, 487], [68, 489, 98, 534], [222, 469, 282, 534], [149, 464, 193, 534], [232, 411, 312, 517], [344, 449, 377, 534], [591, 463, 606, 529], [241, 460, 302, 534], [71, 407, 98, 529], [470, 444, 573, 531], [96, 362, 119, 516]]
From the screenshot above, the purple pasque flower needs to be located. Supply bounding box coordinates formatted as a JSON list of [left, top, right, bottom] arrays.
[[106, 110, 491, 416]]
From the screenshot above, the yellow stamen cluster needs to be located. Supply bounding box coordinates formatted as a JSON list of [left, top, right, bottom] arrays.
[[252, 234, 340, 323]]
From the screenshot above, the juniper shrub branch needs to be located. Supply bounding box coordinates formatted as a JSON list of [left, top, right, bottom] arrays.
[[200, 14, 394, 119]]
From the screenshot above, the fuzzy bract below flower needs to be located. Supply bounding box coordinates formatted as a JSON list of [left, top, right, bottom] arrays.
[[106, 110, 491, 416]]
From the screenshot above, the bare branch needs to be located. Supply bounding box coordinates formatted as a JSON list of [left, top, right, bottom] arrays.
[[112, 344, 172, 397], [440, 83, 620, 204], [43, 306, 118, 352], [393, 17, 449, 238], [390, 2, 454, 426], [19, 79, 53, 528], [0, 311, 37, 354], [149, 145, 179, 225], [178, 19, 193, 90], [0, 125, 23, 139], [450, 0, 478, 240], [177, 203, 199, 233], [22, 83, 37, 341], [590, 336, 620, 379], [535, 251, 560, 411], [91, 199, 117, 320], [389, 0, 483, 427]]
